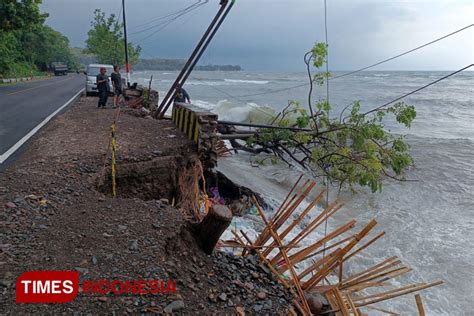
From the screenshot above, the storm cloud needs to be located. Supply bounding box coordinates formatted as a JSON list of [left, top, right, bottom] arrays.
[[41, 0, 473, 71]]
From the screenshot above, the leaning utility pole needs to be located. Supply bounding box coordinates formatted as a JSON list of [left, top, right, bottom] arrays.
[[122, 0, 131, 86]]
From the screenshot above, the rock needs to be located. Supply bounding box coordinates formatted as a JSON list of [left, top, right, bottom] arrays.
[[263, 299, 273, 309], [164, 300, 185, 313], [91, 256, 98, 265], [98, 297, 108, 302], [0, 280, 12, 287], [118, 225, 127, 231], [252, 304, 263, 312], [251, 272, 259, 279], [218, 292, 227, 301], [227, 299, 234, 307], [129, 240, 139, 251], [235, 306, 245, 316], [5, 202, 16, 209], [152, 150, 162, 156], [256, 291, 266, 300]]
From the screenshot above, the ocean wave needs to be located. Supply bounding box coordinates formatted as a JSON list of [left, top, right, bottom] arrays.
[[192, 99, 275, 122], [224, 79, 269, 84]]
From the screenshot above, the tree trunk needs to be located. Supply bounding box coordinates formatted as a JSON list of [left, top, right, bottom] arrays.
[[194, 205, 232, 254]]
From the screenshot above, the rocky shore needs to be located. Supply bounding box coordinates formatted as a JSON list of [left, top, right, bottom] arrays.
[[0, 95, 294, 313]]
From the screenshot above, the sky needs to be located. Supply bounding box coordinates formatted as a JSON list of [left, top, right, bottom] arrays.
[[40, 0, 474, 71]]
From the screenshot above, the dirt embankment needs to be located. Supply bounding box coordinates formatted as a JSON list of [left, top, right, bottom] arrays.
[[0, 96, 292, 314]]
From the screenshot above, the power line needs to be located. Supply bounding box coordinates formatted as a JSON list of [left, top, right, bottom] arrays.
[[132, 1, 208, 44], [364, 64, 473, 116], [130, 1, 205, 35], [332, 24, 473, 79], [229, 24, 473, 99], [129, 1, 204, 31]]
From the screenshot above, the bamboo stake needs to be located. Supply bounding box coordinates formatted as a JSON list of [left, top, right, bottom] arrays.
[[303, 219, 378, 291], [238, 229, 291, 289], [343, 266, 410, 290], [355, 281, 443, 307], [415, 294, 426, 316], [298, 250, 338, 281], [343, 231, 386, 262], [283, 220, 356, 269], [352, 283, 425, 302], [342, 260, 403, 287], [289, 200, 341, 247], [263, 189, 326, 258], [342, 257, 398, 285], [257, 180, 314, 250], [363, 305, 399, 315], [302, 233, 356, 262], [254, 198, 312, 315]]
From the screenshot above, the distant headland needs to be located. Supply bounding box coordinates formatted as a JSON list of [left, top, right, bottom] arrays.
[[134, 58, 242, 71]]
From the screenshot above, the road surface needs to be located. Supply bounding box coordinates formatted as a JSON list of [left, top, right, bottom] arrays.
[[0, 74, 84, 168]]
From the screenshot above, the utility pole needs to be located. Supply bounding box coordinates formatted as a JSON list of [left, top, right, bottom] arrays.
[[122, 0, 131, 86]]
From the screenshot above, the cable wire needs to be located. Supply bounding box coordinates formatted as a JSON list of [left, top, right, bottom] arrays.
[[364, 63, 473, 116], [332, 24, 473, 79], [229, 24, 473, 99]]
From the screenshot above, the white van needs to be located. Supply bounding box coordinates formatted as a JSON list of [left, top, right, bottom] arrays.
[[85, 64, 114, 96]]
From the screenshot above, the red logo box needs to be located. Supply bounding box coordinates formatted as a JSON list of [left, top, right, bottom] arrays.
[[16, 271, 79, 303]]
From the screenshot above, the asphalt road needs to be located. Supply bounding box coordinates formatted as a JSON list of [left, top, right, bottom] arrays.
[[0, 74, 84, 168]]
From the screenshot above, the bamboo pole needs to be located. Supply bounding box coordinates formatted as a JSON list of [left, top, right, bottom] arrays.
[[343, 231, 386, 262], [342, 260, 403, 287], [302, 233, 356, 262], [415, 294, 426, 316], [352, 283, 424, 302], [342, 266, 410, 290], [298, 250, 338, 281], [283, 220, 356, 269], [303, 219, 378, 291], [363, 305, 399, 315], [257, 180, 314, 250], [355, 281, 443, 307], [263, 189, 326, 258], [342, 257, 398, 285], [254, 198, 312, 315], [238, 229, 291, 289]]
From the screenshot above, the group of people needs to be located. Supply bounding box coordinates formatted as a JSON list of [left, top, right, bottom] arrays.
[[96, 66, 122, 108], [95, 67, 191, 108]]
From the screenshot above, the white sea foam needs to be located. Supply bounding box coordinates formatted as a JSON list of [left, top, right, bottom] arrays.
[[224, 79, 269, 84]]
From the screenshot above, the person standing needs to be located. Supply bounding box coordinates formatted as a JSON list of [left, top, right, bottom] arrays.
[[174, 84, 191, 104], [96, 67, 110, 108], [111, 65, 123, 108]]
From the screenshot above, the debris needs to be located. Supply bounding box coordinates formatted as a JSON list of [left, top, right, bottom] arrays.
[[228, 175, 444, 315]]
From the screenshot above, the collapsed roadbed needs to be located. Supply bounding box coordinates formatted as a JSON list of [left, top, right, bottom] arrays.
[[0, 95, 292, 314]]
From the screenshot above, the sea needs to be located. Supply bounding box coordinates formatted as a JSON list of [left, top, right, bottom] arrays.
[[133, 70, 474, 315]]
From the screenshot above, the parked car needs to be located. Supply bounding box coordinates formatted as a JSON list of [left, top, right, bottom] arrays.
[[85, 64, 114, 96], [51, 62, 68, 76]]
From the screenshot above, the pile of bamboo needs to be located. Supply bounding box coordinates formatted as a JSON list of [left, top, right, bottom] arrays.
[[228, 175, 442, 315]]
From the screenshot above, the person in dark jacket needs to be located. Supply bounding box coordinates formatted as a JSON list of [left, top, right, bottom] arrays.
[[111, 65, 122, 108], [174, 84, 191, 103], [96, 67, 110, 108]]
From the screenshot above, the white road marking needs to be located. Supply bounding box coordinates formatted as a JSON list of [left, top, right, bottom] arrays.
[[0, 88, 85, 164]]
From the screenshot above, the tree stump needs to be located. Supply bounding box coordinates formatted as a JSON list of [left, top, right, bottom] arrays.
[[194, 205, 232, 254]]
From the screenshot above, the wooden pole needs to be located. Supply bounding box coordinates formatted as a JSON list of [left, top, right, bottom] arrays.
[[415, 294, 426, 316]]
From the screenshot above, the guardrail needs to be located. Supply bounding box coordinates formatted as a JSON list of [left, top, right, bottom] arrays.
[[172, 102, 218, 169]]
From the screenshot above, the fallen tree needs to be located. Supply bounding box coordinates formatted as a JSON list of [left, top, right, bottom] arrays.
[[222, 42, 416, 193]]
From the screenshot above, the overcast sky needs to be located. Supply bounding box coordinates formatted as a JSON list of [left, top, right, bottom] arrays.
[[41, 0, 474, 71]]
